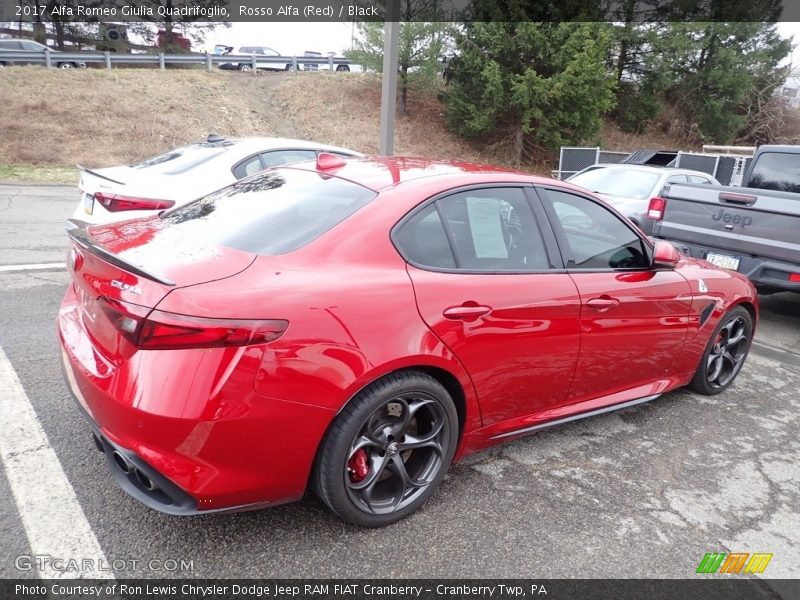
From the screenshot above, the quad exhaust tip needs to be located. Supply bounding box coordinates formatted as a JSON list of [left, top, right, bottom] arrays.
[[135, 468, 156, 491], [106, 440, 159, 492], [112, 451, 130, 473]]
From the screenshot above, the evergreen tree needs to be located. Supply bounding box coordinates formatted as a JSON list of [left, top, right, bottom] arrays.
[[443, 22, 615, 165], [346, 16, 451, 116]]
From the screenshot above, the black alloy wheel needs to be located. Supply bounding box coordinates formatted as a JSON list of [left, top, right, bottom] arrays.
[[690, 306, 753, 395], [314, 371, 457, 526]]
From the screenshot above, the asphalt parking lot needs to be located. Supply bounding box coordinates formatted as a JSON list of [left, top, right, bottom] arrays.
[[0, 183, 798, 581]]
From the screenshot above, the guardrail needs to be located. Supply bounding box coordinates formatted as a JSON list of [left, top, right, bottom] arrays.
[[0, 49, 352, 72]]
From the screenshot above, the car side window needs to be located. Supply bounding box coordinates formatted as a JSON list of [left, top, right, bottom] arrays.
[[688, 175, 711, 184], [261, 149, 317, 167], [394, 205, 457, 269], [0, 40, 24, 50], [232, 155, 263, 179], [21, 41, 44, 51], [394, 188, 551, 271], [544, 189, 649, 270]]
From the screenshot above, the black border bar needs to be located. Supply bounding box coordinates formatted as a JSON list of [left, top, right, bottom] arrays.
[[0, 0, 796, 23], [4, 579, 800, 600]]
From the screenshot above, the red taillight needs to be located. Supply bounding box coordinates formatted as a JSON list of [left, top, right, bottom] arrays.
[[99, 298, 287, 350], [99, 297, 150, 346], [647, 196, 666, 220], [94, 192, 175, 213], [790, 273, 800, 282]]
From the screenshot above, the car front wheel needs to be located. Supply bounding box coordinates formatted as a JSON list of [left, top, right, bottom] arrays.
[[57, 62, 75, 69], [314, 371, 458, 526], [689, 305, 753, 395], [238, 63, 252, 72]]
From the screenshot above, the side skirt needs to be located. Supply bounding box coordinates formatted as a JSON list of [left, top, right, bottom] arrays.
[[489, 393, 661, 441]]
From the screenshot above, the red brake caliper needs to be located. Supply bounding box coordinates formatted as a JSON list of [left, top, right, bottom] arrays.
[[348, 448, 369, 483]]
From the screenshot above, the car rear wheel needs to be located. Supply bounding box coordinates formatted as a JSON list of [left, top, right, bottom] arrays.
[[57, 62, 75, 69], [689, 306, 752, 395], [314, 371, 458, 526], [336, 65, 350, 72], [238, 63, 252, 72]]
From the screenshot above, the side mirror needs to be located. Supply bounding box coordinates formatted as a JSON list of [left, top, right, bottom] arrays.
[[652, 240, 681, 269]]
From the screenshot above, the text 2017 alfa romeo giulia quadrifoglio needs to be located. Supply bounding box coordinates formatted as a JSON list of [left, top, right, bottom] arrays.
[[58, 155, 758, 526]]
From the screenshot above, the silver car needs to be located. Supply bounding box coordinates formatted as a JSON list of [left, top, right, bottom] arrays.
[[74, 135, 361, 225], [0, 38, 86, 69], [567, 164, 719, 234]]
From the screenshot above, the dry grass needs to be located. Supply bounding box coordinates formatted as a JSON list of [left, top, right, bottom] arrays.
[[600, 119, 702, 153], [0, 68, 696, 183], [272, 72, 520, 165], [0, 164, 78, 184], [0, 67, 275, 168]]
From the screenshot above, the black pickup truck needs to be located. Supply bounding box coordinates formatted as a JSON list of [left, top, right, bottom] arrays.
[[651, 145, 800, 294]]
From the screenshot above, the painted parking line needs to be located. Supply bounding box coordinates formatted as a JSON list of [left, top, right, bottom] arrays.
[[0, 343, 112, 579], [0, 263, 66, 273]]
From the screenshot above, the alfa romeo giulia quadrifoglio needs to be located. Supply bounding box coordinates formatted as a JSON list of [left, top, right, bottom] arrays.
[[58, 154, 758, 526]]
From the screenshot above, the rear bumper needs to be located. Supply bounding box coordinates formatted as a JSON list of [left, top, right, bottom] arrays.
[[663, 239, 800, 293], [62, 353, 281, 515], [58, 286, 337, 515]]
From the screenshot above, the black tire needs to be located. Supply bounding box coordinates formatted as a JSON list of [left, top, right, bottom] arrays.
[[284, 64, 294, 71], [689, 306, 753, 395], [57, 62, 75, 69], [0, 62, 6, 68], [238, 63, 252, 72], [336, 65, 350, 72], [314, 371, 458, 527]]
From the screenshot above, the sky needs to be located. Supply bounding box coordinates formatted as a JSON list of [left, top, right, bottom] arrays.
[[202, 22, 358, 55]]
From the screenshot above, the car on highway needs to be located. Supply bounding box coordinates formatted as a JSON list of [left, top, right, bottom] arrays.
[[0, 38, 87, 68], [74, 135, 361, 224], [567, 164, 719, 234], [217, 45, 292, 72], [59, 155, 758, 526]]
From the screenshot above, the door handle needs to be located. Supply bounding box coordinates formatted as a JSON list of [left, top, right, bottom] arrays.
[[443, 304, 491, 321], [586, 296, 620, 310]]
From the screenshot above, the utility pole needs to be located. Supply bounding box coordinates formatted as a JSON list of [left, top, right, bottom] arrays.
[[379, 0, 400, 155]]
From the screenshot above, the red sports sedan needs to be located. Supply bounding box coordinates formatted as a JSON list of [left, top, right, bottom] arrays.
[[58, 155, 757, 526]]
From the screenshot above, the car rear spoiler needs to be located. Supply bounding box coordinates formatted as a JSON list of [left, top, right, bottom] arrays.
[[76, 164, 126, 186], [65, 219, 175, 286]]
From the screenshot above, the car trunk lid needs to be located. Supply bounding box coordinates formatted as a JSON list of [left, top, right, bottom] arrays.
[[66, 218, 256, 359]]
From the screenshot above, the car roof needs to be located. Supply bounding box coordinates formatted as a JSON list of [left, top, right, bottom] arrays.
[[223, 137, 358, 154], [578, 163, 717, 178], [162, 137, 361, 163], [288, 156, 557, 191]]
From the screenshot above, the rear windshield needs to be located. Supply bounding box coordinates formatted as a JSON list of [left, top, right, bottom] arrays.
[[160, 169, 377, 255], [748, 152, 800, 193], [130, 143, 229, 175], [569, 168, 660, 199]]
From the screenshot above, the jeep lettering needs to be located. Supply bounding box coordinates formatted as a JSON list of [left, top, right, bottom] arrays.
[[711, 209, 753, 227]]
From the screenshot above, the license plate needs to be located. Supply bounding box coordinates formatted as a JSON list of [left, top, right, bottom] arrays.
[[83, 192, 94, 215], [706, 252, 740, 271]]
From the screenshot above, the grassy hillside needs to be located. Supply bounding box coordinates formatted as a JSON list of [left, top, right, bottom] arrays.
[[0, 67, 696, 183]]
